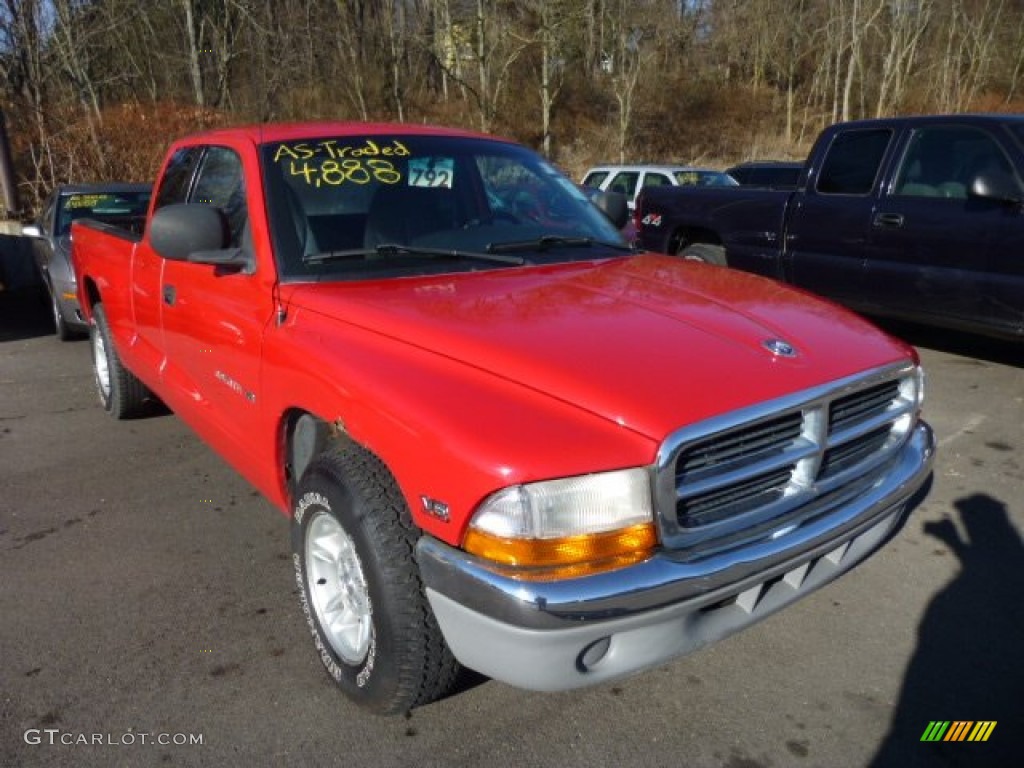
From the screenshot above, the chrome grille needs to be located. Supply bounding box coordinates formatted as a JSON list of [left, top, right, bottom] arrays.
[[656, 364, 919, 551], [679, 468, 792, 527], [677, 412, 803, 477], [829, 380, 900, 433], [820, 425, 891, 479]]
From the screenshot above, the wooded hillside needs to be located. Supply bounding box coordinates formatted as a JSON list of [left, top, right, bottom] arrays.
[[3, 0, 1023, 214]]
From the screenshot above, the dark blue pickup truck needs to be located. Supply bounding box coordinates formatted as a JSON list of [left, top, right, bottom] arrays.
[[636, 114, 1024, 341]]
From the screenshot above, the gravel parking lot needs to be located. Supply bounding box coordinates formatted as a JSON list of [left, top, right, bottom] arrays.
[[2, 292, 1021, 768]]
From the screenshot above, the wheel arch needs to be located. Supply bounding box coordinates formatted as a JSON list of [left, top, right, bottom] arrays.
[[279, 408, 373, 507], [80, 276, 101, 321], [667, 226, 723, 255]]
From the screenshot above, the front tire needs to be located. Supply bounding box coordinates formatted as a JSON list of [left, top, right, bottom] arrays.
[[90, 303, 151, 418], [292, 443, 460, 714]]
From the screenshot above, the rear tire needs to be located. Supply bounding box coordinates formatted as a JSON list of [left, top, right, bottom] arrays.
[[90, 303, 151, 418], [292, 443, 460, 714], [678, 242, 727, 266]]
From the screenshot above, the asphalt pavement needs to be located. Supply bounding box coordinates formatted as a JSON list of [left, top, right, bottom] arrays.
[[2, 292, 1022, 768]]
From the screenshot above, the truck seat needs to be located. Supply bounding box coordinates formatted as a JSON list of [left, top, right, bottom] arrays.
[[363, 185, 457, 248]]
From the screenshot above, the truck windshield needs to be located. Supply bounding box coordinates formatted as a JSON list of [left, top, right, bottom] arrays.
[[673, 170, 738, 187], [57, 190, 151, 237], [260, 134, 627, 281]]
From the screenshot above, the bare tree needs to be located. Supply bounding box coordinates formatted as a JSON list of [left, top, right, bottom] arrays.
[[180, 0, 206, 107], [930, 0, 1006, 111], [378, 0, 406, 120], [332, 0, 372, 119], [1004, 9, 1024, 104], [105, 0, 167, 103], [0, 0, 54, 202], [839, 0, 885, 121], [515, 0, 577, 156], [604, 0, 657, 162], [470, 0, 530, 131], [874, 0, 932, 117]]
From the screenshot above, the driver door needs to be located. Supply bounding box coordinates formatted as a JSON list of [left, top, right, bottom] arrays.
[[158, 145, 275, 462]]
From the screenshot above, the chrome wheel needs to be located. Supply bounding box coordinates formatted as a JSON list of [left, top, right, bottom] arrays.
[[92, 327, 111, 400], [305, 510, 372, 664]]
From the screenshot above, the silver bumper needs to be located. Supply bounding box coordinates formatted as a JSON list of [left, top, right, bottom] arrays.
[[417, 421, 934, 691]]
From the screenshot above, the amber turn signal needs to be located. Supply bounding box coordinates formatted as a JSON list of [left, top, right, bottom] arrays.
[[463, 522, 657, 579]]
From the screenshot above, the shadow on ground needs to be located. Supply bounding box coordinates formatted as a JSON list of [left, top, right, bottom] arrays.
[[869, 493, 1024, 767], [0, 287, 54, 343], [874, 319, 1023, 369]]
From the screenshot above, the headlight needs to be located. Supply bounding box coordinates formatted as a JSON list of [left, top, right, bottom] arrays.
[[899, 365, 926, 412], [463, 468, 657, 579], [891, 365, 925, 439]]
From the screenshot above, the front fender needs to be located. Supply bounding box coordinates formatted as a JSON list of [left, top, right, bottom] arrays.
[[261, 305, 658, 546]]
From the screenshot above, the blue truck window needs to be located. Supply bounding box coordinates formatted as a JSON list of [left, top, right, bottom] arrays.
[[817, 129, 892, 195], [190, 146, 247, 247], [155, 147, 203, 210]]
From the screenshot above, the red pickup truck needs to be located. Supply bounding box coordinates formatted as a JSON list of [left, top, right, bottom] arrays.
[[73, 123, 935, 715]]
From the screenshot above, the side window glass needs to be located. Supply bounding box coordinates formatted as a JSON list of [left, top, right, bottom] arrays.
[[816, 129, 892, 195], [582, 171, 608, 188], [895, 126, 1019, 200], [155, 148, 202, 209], [642, 173, 670, 188], [608, 172, 639, 198], [190, 146, 247, 247]]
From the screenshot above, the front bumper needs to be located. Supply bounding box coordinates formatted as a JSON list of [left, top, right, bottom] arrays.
[[417, 421, 934, 691], [51, 277, 88, 330]]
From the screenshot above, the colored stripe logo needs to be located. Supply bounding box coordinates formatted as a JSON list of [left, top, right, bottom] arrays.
[[921, 721, 996, 742]]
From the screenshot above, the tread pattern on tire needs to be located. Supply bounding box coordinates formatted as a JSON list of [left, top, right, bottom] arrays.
[[304, 443, 460, 713], [92, 303, 151, 419]]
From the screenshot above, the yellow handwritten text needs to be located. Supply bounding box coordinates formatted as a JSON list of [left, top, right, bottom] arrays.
[[273, 139, 410, 163], [65, 194, 115, 210], [286, 158, 402, 188]]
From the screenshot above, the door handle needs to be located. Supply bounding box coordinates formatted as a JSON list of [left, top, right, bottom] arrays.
[[163, 285, 176, 305], [873, 212, 904, 229]]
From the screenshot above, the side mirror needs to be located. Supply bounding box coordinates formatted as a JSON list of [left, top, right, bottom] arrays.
[[970, 171, 1023, 205], [590, 190, 629, 229], [150, 203, 229, 260], [22, 225, 41, 238]]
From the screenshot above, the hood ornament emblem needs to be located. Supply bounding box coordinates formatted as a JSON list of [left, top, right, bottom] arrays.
[[762, 338, 798, 358]]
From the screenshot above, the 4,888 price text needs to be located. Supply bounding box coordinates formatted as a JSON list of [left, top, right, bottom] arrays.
[[287, 158, 401, 187]]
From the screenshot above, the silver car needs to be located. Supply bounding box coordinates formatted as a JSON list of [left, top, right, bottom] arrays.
[[23, 183, 151, 339]]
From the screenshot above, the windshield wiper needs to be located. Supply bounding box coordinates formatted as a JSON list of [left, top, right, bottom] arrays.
[[303, 243, 526, 266], [486, 235, 634, 255]]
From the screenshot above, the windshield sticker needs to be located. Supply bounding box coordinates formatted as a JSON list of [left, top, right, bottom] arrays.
[[274, 139, 407, 188], [408, 157, 454, 188], [64, 194, 116, 210], [272, 139, 410, 162]]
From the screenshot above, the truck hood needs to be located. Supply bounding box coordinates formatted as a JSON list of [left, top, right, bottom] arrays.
[[284, 254, 912, 440]]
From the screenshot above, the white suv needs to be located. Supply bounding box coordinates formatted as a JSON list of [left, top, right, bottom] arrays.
[[581, 164, 738, 212]]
